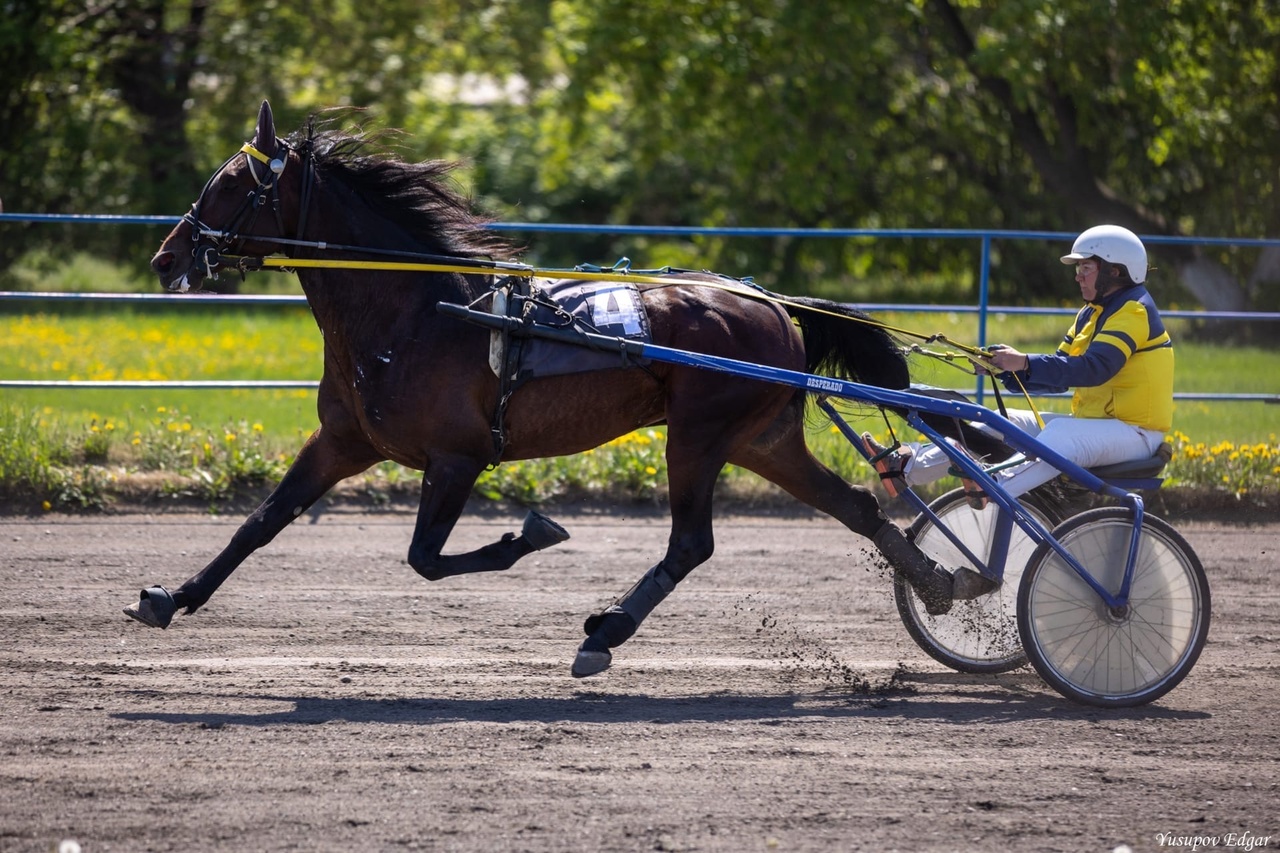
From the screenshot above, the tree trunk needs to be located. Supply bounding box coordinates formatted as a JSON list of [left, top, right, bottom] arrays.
[[103, 0, 209, 214], [1175, 257, 1249, 313]]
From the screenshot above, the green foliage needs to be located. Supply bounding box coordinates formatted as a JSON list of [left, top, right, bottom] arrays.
[[5, 398, 1276, 512], [0, 406, 112, 510], [1164, 432, 1280, 499], [1, 258, 1276, 512], [5, 0, 1279, 302]]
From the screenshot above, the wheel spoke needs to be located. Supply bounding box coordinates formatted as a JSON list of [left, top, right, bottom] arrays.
[[898, 490, 1056, 673], [1019, 510, 1209, 707]]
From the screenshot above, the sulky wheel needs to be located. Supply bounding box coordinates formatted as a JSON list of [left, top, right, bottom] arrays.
[[1016, 507, 1210, 707], [895, 488, 1063, 674]]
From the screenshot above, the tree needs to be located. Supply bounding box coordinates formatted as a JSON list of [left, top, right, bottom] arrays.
[[0, 1, 210, 280], [535, 0, 1280, 308], [918, 0, 1280, 310], [5, 0, 1278, 314]]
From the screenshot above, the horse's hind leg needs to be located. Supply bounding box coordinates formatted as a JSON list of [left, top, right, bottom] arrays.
[[728, 412, 956, 614], [406, 452, 569, 581], [572, 434, 724, 678]]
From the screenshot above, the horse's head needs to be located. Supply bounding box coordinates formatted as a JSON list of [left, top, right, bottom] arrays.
[[151, 100, 302, 292]]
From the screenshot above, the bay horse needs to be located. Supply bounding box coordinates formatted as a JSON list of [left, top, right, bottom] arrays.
[[127, 100, 988, 677]]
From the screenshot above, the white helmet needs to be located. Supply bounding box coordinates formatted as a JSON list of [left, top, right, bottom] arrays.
[[1060, 224, 1147, 284]]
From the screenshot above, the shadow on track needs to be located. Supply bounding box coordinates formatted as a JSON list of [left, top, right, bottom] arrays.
[[112, 685, 1209, 728]]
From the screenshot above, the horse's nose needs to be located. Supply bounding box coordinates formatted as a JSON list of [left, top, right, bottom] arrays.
[[151, 250, 174, 276]]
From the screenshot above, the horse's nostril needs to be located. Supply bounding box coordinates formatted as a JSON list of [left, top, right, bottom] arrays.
[[151, 252, 173, 274]]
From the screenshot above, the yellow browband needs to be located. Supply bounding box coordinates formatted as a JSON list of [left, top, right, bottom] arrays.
[[239, 143, 273, 165]]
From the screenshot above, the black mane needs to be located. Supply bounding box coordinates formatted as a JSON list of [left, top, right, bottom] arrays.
[[288, 112, 513, 260]]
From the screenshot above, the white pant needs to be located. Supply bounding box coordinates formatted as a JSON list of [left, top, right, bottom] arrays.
[[902, 409, 1166, 498]]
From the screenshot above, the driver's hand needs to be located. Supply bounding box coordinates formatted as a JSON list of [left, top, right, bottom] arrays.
[[987, 344, 1030, 373]]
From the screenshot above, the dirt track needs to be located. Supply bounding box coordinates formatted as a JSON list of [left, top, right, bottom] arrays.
[[1, 503, 1277, 852]]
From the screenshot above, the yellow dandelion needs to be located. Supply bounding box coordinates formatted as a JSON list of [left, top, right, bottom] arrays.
[[645, 466, 658, 475]]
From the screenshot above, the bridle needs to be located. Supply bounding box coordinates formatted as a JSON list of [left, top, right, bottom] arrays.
[[180, 137, 314, 282]]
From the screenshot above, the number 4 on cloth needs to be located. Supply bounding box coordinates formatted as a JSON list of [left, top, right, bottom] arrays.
[[591, 286, 644, 336]]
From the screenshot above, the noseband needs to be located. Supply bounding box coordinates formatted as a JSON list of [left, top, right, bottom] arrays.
[[182, 138, 313, 280]]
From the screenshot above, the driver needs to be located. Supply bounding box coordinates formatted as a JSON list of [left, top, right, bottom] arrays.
[[863, 224, 1174, 505]]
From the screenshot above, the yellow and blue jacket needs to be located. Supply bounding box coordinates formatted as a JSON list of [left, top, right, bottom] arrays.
[[1002, 285, 1174, 432]]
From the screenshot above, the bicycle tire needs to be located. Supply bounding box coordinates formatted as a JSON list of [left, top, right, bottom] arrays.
[[894, 488, 1063, 673], [1017, 507, 1210, 707]]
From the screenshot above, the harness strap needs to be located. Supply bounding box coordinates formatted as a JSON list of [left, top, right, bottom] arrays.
[[486, 276, 530, 466], [989, 374, 1009, 420]]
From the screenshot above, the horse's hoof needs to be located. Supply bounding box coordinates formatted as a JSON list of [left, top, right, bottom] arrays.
[[122, 586, 177, 629], [951, 567, 1000, 601], [522, 510, 570, 551], [571, 648, 612, 678], [916, 565, 954, 617]]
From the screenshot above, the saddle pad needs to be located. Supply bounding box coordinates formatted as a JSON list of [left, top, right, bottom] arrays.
[[517, 279, 653, 379]]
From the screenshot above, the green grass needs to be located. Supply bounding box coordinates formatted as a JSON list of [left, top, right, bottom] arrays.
[[4, 307, 1276, 444], [2, 305, 323, 439], [2, 256, 1277, 510]]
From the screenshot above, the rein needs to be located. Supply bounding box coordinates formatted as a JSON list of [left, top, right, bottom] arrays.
[[186, 138, 1041, 422], [215, 246, 997, 362]]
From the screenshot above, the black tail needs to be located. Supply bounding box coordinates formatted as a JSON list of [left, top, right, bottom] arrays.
[[782, 295, 909, 390], [783, 295, 1016, 463]]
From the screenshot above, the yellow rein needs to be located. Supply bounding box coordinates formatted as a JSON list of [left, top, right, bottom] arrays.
[[248, 256, 976, 349], [237, 253, 1042, 422]]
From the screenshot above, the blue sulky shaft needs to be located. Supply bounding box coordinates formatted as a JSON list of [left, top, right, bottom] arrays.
[[437, 302, 1146, 608]]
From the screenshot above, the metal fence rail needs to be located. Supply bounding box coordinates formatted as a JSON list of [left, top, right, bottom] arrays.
[[2, 214, 1277, 404]]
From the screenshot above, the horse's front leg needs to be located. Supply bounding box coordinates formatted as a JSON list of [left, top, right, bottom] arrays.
[[122, 429, 381, 628], [406, 453, 569, 580]]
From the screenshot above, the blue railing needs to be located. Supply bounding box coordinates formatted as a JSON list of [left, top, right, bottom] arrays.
[[2, 213, 1277, 403]]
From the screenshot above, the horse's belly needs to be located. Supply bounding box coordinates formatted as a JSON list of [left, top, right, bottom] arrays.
[[499, 369, 663, 460]]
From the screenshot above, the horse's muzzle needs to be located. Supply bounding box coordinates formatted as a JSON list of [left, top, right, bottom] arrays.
[[152, 248, 210, 293]]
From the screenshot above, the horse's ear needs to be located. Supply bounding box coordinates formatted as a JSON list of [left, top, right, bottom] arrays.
[[252, 100, 277, 150]]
